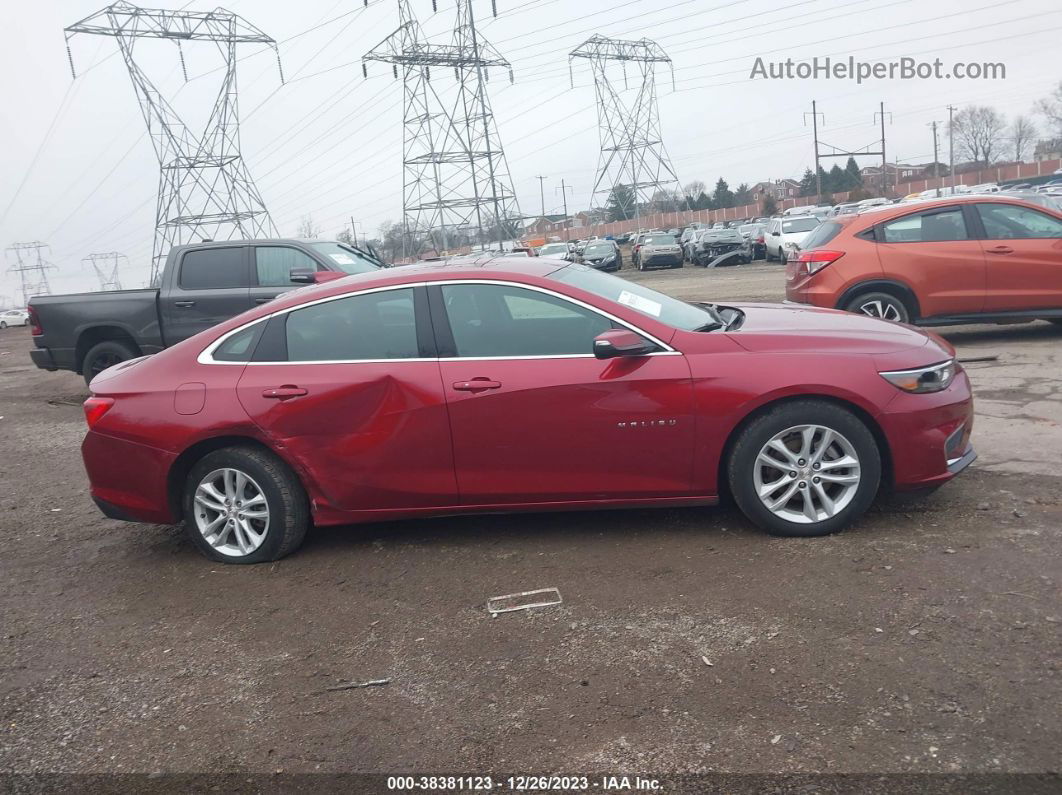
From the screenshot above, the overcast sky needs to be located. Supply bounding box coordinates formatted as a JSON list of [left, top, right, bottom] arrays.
[[1, 0, 1059, 300]]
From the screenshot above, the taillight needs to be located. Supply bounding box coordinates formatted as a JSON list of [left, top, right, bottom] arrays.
[[796, 249, 844, 276], [28, 306, 42, 336], [83, 397, 114, 428], [756, 235, 764, 244]]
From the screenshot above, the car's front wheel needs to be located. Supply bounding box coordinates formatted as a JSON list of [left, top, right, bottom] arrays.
[[846, 291, 911, 324], [184, 446, 310, 564], [728, 400, 881, 537]]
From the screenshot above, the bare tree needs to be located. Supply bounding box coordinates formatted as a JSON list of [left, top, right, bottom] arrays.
[[949, 105, 1007, 165], [1036, 81, 1062, 139], [296, 214, 321, 238], [1010, 115, 1037, 161], [683, 180, 706, 200]]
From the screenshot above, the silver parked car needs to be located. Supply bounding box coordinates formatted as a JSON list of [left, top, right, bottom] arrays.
[[636, 233, 683, 270]]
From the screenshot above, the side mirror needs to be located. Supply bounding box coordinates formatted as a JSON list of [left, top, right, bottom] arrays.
[[771, 231, 781, 236], [290, 269, 345, 284], [593, 329, 656, 359]]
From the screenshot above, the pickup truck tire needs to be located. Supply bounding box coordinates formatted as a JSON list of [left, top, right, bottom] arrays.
[[82, 339, 139, 385], [183, 446, 310, 564]]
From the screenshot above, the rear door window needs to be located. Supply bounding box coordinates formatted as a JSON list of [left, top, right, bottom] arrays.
[[285, 288, 418, 361], [179, 248, 248, 289], [882, 209, 969, 243], [976, 203, 1062, 239]]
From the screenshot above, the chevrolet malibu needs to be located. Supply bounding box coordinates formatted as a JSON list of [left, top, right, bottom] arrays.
[[82, 258, 975, 563]]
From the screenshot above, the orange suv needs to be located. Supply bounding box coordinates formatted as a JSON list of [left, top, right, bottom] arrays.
[[785, 195, 1062, 326]]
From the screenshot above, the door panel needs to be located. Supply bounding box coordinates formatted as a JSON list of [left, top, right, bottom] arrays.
[[876, 207, 986, 317], [237, 362, 456, 511], [439, 355, 696, 504], [975, 203, 1062, 311], [161, 246, 253, 344]]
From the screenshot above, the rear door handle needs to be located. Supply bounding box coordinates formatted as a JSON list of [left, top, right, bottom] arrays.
[[174, 300, 196, 307], [262, 386, 308, 399], [453, 379, 502, 392], [985, 245, 1014, 254]]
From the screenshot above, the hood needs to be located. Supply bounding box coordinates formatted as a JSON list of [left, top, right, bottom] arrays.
[[728, 303, 935, 355]]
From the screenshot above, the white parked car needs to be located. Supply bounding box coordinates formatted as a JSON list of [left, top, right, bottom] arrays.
[[764, 215, 820, 262], [970, 182, 1000, 193], [0, 309, 29, 328]]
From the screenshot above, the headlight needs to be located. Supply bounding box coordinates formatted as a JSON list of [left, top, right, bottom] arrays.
[[879, 359, 957, 393]]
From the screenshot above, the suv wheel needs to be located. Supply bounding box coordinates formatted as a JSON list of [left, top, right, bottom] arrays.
[[728, 400, 881, 538], [82, 340, 139, 386], [184, 446, 310, 564], [846, 292, 910, 323]]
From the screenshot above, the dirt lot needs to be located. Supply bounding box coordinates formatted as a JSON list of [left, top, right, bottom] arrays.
[[1, 262, 1061, 781]]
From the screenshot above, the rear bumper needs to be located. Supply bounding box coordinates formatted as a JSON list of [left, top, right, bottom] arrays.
[[82, 430, 177, 524], [30, 347, 58, 371], [30, 344, 77, 372]]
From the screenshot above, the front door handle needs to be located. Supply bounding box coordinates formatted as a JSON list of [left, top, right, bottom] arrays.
[[453, 379, 502, 392], [174, 300, 196, 307], [255, 296, 274, 304], [262, 386, 308, 399], [985, 245, 1014, 254]]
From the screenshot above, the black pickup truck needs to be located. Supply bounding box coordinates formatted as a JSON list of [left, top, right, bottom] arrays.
[[30, 239, 382, 384]]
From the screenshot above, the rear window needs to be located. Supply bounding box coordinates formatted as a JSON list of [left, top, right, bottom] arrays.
[[179, 247, 247, 290], [647, 235, 676, 245], [213, 323, 263, 362], [800, 221, 842, 249], [781, 217, 820, 234]]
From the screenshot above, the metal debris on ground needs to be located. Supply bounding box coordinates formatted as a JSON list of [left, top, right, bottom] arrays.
[[701, 656, 713, 667], [320, 678, 391, 693], [957, 355, 999, 364], [487, 587, 563, 617]]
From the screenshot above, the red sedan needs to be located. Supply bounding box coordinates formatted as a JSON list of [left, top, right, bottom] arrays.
[[82, 258, 975, 563]]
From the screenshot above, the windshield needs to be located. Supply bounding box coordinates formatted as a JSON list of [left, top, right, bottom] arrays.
[[739, 224, 762, 234], [309, 242, 380, 274], [549, 264, 719, 331], [538, 244, 569, 257], [583, 244, 614, 256], [781, 217, 820, 234]]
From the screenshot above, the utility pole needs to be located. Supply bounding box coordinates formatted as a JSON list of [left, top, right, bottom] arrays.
[[65, 4, 284, 283], [535, 176, 548, 219], [363, 1, 521, 255], [804, 100, 825, 198], [928, 120, 941, 197], [569, 36, 681, 222], [5, 242, 57, 306], [83, 252, 127, 291], [874, 102, 891, 196], [350, 216, 358, 247], [556, 179, 575, 241], [947, 105, 956, 192]]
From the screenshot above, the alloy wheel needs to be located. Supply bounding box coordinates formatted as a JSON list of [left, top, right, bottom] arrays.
[[89, 352, 124, 377], [858, 299, 904, 322], [753, 424, 861, 524], [193, 467, 270, 557]]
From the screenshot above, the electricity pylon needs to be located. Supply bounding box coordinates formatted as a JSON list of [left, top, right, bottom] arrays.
[[363, 0, 521, 254], [5, 242, 57, 306], [83, 252, 128, 291], [569, 35, 682, 220], [64, 2, 283, 283]]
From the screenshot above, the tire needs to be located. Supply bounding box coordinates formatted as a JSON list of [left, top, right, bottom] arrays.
[[82, 339, 139, 386], [183, 446, 310, 564], [845, 291, 911, 324], [727, 400, 881, 538], [0, 321, 6, 329]]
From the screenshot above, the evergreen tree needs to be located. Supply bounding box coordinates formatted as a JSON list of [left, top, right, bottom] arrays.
[[762, 195, 779, 216], [816, 165, 831, 194], [828, 164, 846, 193], [604, 184, 635, 221], [844, 157, 862, 190], [734, 182, 752, 206], [713, 178, 735, 209], [798, 168, 817, 197]]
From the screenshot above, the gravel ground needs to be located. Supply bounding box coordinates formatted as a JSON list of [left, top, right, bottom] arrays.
[[1, 261, 1060, 781]]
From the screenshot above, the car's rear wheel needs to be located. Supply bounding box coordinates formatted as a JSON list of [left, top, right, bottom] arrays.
[[82, 339, 139, 386], [846, 291, 911, 324], [728, 401, 881, 537], [0, 321, 6, 329], [184, 446, 310, 564]]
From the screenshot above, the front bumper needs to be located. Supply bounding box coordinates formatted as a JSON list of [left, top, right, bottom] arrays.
[[880, 370, 977, 491], [643, 253, 682, 267]]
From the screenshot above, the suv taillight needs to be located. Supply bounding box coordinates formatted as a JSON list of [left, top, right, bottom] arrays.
[[28, 306, 42, 336], [796, 249, 844, 276], [83, 397, 114, 429]]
